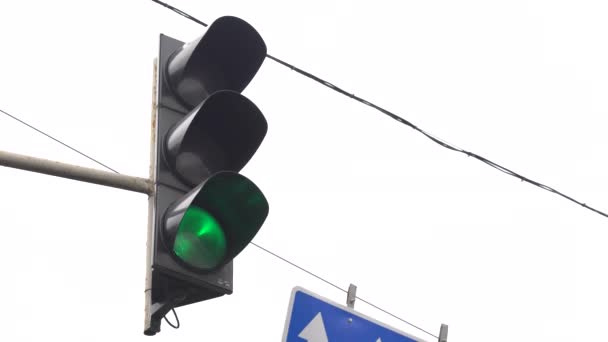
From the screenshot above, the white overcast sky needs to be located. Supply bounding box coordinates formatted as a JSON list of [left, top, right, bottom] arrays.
[[0, 1, 607, 341]]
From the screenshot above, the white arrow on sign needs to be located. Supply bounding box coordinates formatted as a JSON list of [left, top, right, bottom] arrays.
[[298, 312, 328, 342], [376, 339, 382, 342]]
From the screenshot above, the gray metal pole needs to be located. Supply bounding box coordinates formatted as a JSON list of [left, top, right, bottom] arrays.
[[144, 58, 159, 334], [0, 150, 153, 195]]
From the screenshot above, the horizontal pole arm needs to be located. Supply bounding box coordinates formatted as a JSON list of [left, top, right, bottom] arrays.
[[0, 150, 153, 195]]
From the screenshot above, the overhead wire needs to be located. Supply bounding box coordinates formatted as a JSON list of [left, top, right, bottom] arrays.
[[250, 242, 439, 338], [148, 0, 608, 219], [0, 107, 438, 339], [150, 0, 208, 27], [0, 108, 119, 174]]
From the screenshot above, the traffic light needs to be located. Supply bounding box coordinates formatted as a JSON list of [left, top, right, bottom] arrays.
[[144, 16, 269, 335]]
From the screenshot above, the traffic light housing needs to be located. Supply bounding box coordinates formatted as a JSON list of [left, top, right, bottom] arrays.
[[145, 16, 269, 335]]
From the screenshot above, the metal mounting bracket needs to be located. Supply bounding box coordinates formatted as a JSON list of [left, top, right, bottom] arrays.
[[438, 323, 448, 342], [346, 283, 357, 309]]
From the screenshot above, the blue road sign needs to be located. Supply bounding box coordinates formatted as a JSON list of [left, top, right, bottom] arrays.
[[282, 287, 427, 342]]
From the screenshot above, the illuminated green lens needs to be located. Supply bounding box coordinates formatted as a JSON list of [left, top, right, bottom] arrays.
[[173, 206, 227, 270]]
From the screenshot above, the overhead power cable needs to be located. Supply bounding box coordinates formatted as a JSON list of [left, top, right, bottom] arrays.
[[0, 106, 438, 339], [151, 0, 208, 27], [250, 242, 438, 338], [0, 108, 119, 173], [149, 0, 608, 220]]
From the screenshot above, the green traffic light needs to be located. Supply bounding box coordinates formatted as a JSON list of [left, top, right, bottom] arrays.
[[173, 206, 227, 270], [163, 172, 268, 272]]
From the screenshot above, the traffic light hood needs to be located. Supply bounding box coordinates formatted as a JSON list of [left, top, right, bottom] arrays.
[[166, 16, 267, 109], [162, 171, 269, 271], [164, 90, 268, 188]]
